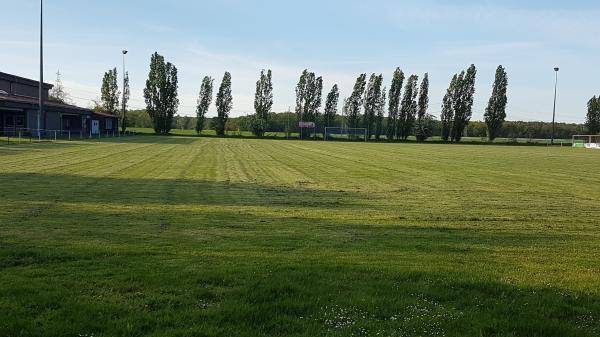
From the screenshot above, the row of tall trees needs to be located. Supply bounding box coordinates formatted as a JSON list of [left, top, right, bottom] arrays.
[[108, 57, 600, 139], [340, 70, 431, 141], [192, 72, 233, 137], [440, 65, 477, 142]]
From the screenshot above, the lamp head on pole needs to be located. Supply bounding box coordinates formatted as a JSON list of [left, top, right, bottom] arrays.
[[122, 50, 128, 55], [554, 67, 559, 72]]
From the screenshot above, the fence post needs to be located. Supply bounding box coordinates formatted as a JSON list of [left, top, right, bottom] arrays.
[[18, 131, 21, 144], [54, 130, 57, 141], [69, 130, 71, 141]]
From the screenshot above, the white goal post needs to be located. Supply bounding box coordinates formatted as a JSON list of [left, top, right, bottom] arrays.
[[572, 135, 600, 149], [324, 127, 368, 142]]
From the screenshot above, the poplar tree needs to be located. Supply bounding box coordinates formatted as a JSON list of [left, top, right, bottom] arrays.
[[143, 52, 179, 134], [196, 76, 214, 134], [484, 65, 508, 141], [323, 84, 339, 128], [415, 73, 431, 142], [215, 72, 232, 136], [398, 75, 419, 140], [307, 74, 323, 125], [587, 96, 600, 134], [101, 68, 120, 115], [252, 69, 273, 137], [375, 88, 387, 140], [451, 64, 476, 142], [441, 75, 457, 141], [295, 69, 323, 137], [387, 68, 405, 140], [344, 73, 367, 129], [417, 73, 429, 121], [295, 70, 308, 122], [121, 72, 130, 133], [363, 74, 384, 139]]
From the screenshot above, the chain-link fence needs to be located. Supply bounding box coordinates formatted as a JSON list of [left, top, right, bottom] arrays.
[[0, 128, 134, 145]]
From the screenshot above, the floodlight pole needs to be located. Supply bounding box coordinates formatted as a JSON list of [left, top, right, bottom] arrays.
[[38, 0, 44, 140], [551, 67, 559, 145], [121, 50, 128, 135]]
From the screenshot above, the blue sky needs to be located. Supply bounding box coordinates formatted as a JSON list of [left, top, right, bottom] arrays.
[[2, 0, 599, 122]]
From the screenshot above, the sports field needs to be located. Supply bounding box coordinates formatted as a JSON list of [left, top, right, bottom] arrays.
[[1, 136, 599, 336]]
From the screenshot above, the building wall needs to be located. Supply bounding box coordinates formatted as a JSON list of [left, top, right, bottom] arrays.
[[45, 111, 62, 130], [26, 109, 38, 129]]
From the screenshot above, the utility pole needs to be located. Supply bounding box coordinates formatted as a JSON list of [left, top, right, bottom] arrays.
[[551, 67, 559, 145], [121, 50, 128, 135], [38, 0, 43, 140]]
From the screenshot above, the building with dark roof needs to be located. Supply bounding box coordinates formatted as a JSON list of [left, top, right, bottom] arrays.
[[0, 71, 118, 137]]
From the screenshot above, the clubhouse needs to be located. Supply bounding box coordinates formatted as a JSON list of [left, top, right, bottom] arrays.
[[0, 71, 118, 137]]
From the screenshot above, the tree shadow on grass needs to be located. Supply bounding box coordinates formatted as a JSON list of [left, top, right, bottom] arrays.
[[0, 172, 363, 209], [0, 141, 85, 154], [95, 135, 199, 145], [1, 243, 598, 337], [231, 266, 600, 337], [1, 178, 599, 337], [2, 195, 593, 263]]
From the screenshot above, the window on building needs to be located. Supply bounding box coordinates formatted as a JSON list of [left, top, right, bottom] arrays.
[[3, 115, 24, 129], [106, 119, 113, 130]]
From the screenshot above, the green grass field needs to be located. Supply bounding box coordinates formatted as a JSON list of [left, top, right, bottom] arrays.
[[1, 136, 599, 337]]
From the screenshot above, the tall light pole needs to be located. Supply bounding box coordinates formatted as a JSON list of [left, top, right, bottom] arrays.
[[121, 50, 128, 135], [38, 0, 44, 139], [551, 67, 559, 145]]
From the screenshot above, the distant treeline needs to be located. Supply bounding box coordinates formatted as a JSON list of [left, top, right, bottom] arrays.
[[126, 110, 584, 140]]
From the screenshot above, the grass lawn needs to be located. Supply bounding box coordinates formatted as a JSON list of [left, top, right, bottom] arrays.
[[1, 136, 599, 337]]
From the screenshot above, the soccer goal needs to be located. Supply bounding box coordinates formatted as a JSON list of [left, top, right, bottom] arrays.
[[324, 127, 368, 142], [572, 135, 600, 149]]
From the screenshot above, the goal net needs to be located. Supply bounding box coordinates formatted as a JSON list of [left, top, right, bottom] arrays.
[[324, 127, 368, 142], [572, 135, 600, 149]]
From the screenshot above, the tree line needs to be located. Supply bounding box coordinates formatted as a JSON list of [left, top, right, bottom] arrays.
[[94, 51, 597, 140]]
